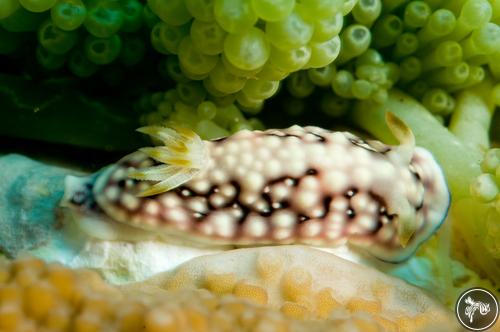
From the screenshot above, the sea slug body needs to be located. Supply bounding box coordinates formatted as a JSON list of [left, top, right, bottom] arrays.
[[62, 114, 450, 263]]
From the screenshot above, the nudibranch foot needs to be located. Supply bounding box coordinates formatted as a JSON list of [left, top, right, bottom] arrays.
[[61, 120, 450, 263]]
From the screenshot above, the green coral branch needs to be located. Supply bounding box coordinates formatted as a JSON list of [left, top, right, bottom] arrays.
[[451, 199, 500, 285], [449, 80, 496, 155]]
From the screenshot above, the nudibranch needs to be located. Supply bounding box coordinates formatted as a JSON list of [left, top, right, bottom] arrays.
[[62, 113, 450, 263]]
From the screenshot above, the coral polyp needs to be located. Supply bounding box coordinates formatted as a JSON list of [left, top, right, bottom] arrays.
[[0, 250, 459, 332]]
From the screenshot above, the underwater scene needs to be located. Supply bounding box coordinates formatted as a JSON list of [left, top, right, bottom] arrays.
[[0, 0, 499, 331]]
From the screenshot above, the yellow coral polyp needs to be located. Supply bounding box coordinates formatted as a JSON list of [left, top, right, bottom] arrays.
[[280, 302, 311, 320], [346, 298, 382, 314], [314, 287, 341, 319], [163, 268, 196, 291], [0, 248, 460, 332], [204, 272, 236, 295], [0, 269, 9, 284], [253, 317, 291, 332], [0, 284, 21, 303], [256, 250, 284, 280], [44, 306, 72, 331], [238, 307, 260, 327], [46, 265, 77, 301], [14, 267, 43, 288], [373, 316, 399, 331], [24, 281, 58, 321], [184, 307, 210, 332], [144, 307, 178, 332], [280, 267, 313, 303], [115, 302, 146, 332], [399, 311, 451, 331], [0, 303, 23, 330], [218, 300, 248, 319], [81, 295, 116, 320], [349, 315, 383, 332], [233, 281, 268, 305], [74, 310, 103, 332]]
